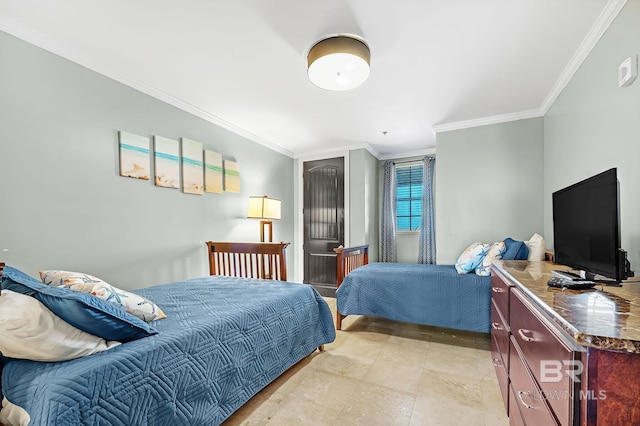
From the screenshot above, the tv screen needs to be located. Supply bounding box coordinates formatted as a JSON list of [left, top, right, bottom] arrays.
[[552, 168, 623, 281]]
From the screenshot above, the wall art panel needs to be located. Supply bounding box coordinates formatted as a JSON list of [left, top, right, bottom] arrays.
[[153, 136, 180, 189], [204, 150, 223, 194], [224, 160, 240, 193], [181, 138, 204, 195], [119, 131, 150, 180]]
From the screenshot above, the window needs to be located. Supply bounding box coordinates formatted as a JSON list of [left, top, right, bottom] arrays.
[[396, 164, 423, 231]]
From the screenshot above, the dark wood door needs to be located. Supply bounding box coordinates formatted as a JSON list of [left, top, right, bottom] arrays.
[[303, 157, 344, 297]]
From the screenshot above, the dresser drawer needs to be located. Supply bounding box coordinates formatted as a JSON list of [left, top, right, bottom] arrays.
[[491, 269, 511, 321], [508, 385, 528, 426], [491, 333, 509, 414], [491, 299, 509, 365], [509, 337, 559, 426], [510, 288, 575, 426]]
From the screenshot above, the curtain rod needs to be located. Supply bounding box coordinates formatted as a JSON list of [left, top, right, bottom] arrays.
[[391, 156, 435, 165]]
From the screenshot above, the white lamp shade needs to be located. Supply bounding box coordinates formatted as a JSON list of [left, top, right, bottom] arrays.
[[307, 36, 370, 91], [248, 196, 281, 220]]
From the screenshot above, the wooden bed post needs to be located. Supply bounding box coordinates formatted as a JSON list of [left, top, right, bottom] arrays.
[[335, 247, 345, 289], [333, 245, 369, 330]]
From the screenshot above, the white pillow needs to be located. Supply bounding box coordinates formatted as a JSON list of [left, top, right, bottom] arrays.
[[0, 290, 120, 362], [525, 233, 546, 261], [475, 241, 506, 276], [0, 398, 30, 426], [39, 270, 167, 322]]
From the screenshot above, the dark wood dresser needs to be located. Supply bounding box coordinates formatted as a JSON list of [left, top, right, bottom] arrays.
[[491, 260, 640, 426]]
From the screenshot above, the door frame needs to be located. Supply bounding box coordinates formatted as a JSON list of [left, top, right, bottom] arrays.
[[294, 149, 350, 283]]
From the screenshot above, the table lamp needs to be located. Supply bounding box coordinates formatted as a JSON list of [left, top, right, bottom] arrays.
[[247, 196, 281, 242]]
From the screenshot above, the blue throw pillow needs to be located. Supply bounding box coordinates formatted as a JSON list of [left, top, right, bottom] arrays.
[[502, 238, 530, 260], [1, 266, 156, 342]]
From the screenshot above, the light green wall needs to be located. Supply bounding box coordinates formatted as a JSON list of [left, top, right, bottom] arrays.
[[544, 1, 640, 271], [435, 118, 545, 264], [0, 32, 295, 289], [349, 149, 379, 261]]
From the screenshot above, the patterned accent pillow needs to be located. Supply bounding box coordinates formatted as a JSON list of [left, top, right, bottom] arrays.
[[455, 242, 490, 274], [475, 241, 506, 276], [40, 270, 167, 322], [3, 266, 156, 342]]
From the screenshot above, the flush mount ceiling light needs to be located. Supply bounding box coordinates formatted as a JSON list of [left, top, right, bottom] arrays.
[[307, 35, 370, 91]]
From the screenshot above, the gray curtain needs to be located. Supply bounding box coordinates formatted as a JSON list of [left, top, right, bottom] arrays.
[[418, 156, 436, 264], [380, 161, 397, 262]]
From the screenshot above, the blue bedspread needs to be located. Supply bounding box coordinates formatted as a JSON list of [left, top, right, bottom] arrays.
[[2, 275, 335, 425], [336, 263, 491, 333]]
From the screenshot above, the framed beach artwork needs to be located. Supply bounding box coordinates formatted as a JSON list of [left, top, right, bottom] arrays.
[[119, 131, 150, 180], [181, 138, 204, 195], [153, 136, 180, 189], [224, 160, 240, 193], [204, 150, 223, 194]]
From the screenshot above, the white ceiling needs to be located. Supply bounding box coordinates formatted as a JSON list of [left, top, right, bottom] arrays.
[[0, 0, 626, 159]]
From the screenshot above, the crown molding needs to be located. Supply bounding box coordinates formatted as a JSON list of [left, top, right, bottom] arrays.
[[378, 147, 436, 161], [432, 109, 543, 134], [0, 19, 295, 158], [293, 146, 352, 161], [539, 0, 628, 113], [293, 142, 380, 160], [293, 142, 434, 161]]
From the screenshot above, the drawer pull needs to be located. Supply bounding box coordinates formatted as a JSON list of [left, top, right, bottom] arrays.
[[517, 390, 534, 409], [491, 322, 502, 330], [491, 287, 504, 293], [518, 328, 535, 342], [492, 358, 503, 368]]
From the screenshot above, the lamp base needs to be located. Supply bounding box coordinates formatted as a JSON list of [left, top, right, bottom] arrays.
[[260, 220, 273, 242]]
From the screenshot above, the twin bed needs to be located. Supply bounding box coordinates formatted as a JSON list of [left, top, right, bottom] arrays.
[[334, 245, 492, 333], [0, 243, 335, 425]]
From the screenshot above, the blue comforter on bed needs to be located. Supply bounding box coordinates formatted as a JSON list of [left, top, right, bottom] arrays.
[[2, 276, 335, 425], [336, 263, 491, 333]]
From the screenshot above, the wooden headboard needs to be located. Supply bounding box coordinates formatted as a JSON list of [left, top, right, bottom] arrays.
[[334, 245, 369, 289], [333, 246, 369, 330], [206, 242, 289, 281]]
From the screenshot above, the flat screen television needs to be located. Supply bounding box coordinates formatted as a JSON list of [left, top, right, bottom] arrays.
[[552, 168, 633, 282]]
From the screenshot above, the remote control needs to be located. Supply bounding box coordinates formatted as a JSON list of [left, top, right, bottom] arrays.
[[547, 276, 596, 289], [551, 270, 583, 281]]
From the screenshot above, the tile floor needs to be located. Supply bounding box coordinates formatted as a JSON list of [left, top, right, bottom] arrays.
[[224, 298, 509, 425]]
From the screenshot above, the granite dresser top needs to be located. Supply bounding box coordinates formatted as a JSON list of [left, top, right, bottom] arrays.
[[493, 260, 640, 353]]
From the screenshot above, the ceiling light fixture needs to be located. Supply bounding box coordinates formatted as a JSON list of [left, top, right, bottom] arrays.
[[307, 35, 370, 91]]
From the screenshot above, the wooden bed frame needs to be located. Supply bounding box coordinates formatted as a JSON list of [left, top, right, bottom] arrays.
[[334, 245, 369, 330], [206, 241, 289, 281]]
